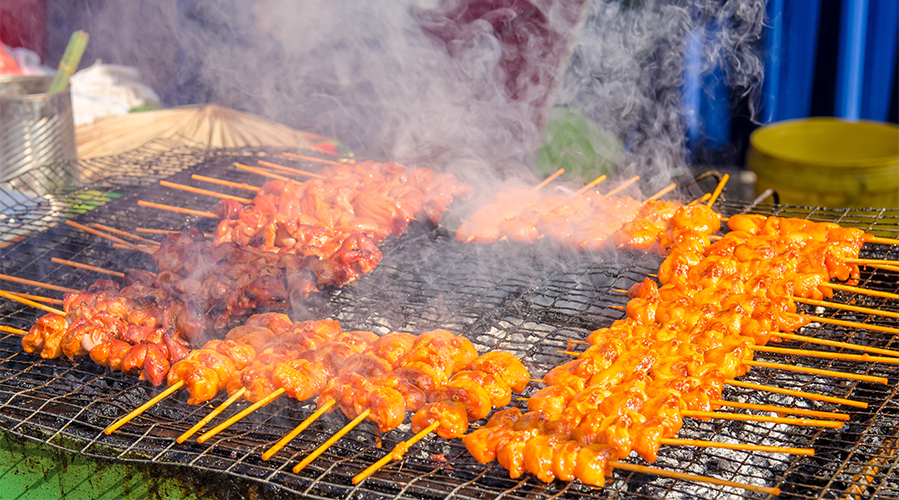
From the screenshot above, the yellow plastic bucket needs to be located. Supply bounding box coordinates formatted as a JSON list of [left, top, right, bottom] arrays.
[[747, 118, 899, 208]]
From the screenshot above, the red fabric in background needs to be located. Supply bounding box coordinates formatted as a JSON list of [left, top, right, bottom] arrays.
[[0, 0, 47, 58]]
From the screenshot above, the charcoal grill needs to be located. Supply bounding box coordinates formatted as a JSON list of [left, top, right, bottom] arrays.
[[0, 142, 898, 499]]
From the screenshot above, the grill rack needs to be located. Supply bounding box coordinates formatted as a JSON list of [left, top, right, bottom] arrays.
[[0, 143, 897, 499]]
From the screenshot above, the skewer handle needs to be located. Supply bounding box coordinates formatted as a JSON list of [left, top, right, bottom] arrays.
[[104, 380, 184, 435], [352, 421, 440, 484], [176, 388, 246, 444], [292, 409, 370, 473], [262, 399, 335, 461], [0, 290, 65, 316]]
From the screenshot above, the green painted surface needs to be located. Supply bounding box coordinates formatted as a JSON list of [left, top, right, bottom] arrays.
[[0, 431, 201, 500]]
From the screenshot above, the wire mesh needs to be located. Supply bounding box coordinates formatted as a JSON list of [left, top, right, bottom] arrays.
[[0, 146, 897, 499]]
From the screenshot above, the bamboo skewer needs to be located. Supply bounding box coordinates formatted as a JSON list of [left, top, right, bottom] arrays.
[[793, 297, 899, 319], [611, 461, 780, 495], [197, 388, 286, 443], [135, 228, 214, 239], [796, 313, 899, 335], [191, 174, 260, 192], [256, 160, 326, 179], [51, 258, 126, 278], [659, 438, 814, 456], [776, 332, 899, 358], [754, 345, 899, 365], [688, 193, 712, 205], [532, 168, 565, 191], [282, 152, 346, 167], [235, 163, 303, 185], [645, 183, 677, 203], [92, 224, 158, 245], [711, 400, 850, 420], [159, 180, 253, 204], [176, 388, 247, 444], [292, 409, 371, 473], [262, 400, 335, 461], [352, 421, 440, 484], [742, 359, 888, 384], [866, 236, 899, 246], [821, 282, 899, 300], [681, 410, 844, 428], [0, 290, 65, 316], [0, 325, 28, 335], [65, 221, 140, 250], [601, 176, 640, 198], [570, 175, 607, 198], [724, 379, 868, 408], [706, 174, 730, 207], [137, 201, 218, 219], [0, 274, 78, 294], [104, 381, 185, 435], [0, 290, 62, 306]]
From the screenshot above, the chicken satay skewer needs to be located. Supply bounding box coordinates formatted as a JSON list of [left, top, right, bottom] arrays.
[[103, 381, 186, 435], [292, 409, 371, 473], [256, 160, 326, 179], [612, 461, 780, 495], [0, 290, 62, 306], [176, 388, 247, 443], [197, 388, 287, 443], [531, 168, 565, 191], [261, 400, 336, 461], [352, 421, 440, 483], [51, 258, 126, 278], [159, 180, 254, 204], [190, 174, 260, 192]]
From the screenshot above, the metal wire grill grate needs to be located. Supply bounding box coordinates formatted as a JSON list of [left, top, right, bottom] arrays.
[[0, 148, 896, 499]]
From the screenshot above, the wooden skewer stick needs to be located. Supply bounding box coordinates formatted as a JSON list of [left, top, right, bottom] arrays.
[[742, 359, 888, 384], [776, 331, 899, 358], [725, 379, 868, 408], [571, 175, 607, 198], [261, 400, 335, 461], [659, 438, 814, 456], [688, 193, 712, 205], [111, 243, 157, 254], [293, 409, 371, 473], [352, 420, 440, 484], [645, 183, 677, 203], [601, 176, 640, 198], [0, 290, 62, 306], [794, 313, 899, 335], [793, 296, 899, 319], [711, 399, 850, 421], [0, 290, 65, 316], [92, 224, 158, 245], [611, 461, 780, 495], [137, 201, 218, 219], [176, 388, 247, 444], [0, 325, 28, 335], [257, 160, 326, 179], [65, 220, 140, 250], [706, 173, 730, 207], [847, 258, 899, 268], [681, 410, 844, 428], [862, 263, 899, 273], [531, 168, 565, 191], [754, 345, 899, 365], [104, 380, 185, 435], [866, 236, 899, 246], [135, 228, 214, 239], [191, 174, 260, 192], [197, 388, 286, 443], [0, 273, 78, 294], [282, 152, 346, 167], [235, 163, 303, 185], [821, 282, 899, 300], [51, 258, 125, 278], [159, 180, 253, 204]]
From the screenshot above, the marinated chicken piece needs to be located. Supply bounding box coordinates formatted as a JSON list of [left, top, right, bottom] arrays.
[[468, 351, 530, 393], [411, 401, 469, 439]]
